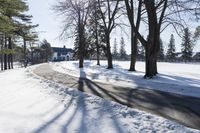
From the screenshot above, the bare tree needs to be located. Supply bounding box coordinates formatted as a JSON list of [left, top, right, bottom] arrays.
[[124, 0, 142, 71], [53, 0, 91, 68], [124, 0, 199, 78], [97, 0, 121, 69]]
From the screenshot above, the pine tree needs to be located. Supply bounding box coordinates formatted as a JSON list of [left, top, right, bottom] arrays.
[[112, 38, 118, 59], [0, 0, 37, 69], [40, 39, 52, 62], [158, 38, 165, 61], [87, 1, 105, 65], [74, 27, 95, 60], [119, 37, 127, 60], [193, 26, 200, 41], [73, 26, 86, 59], [181, 28, 193, 62], [166, 34, 176, 62]]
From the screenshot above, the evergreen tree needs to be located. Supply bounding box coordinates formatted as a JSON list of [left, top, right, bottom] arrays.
[[119, 37, 127, 60], [158, 38, 165, 61], [85, 32, 96, 59], [193, 26, 200, 42], [181, 28, 193, 62], [73, 26, 86, 59], [40, 39, 52, 62], [166, 34, 176, 61], [0, 0, 37, 69], [87, 1, 106, 64], [74, 27, 95, 60], [112, 38, 118, 59]]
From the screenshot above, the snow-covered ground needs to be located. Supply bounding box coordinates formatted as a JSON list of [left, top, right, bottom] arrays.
[[50, 61, 200, 98], [0, 65, 199, 132]]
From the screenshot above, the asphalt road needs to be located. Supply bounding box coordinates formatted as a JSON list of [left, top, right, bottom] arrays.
[[33, 64, 200, 130]]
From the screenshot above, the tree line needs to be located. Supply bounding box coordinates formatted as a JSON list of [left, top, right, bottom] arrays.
[[0, 0, 39, 70], [112, 27, 200, 62], [0, 0, 55, 70], [54, 0, 200, 78], [112, 37, 127, 60]]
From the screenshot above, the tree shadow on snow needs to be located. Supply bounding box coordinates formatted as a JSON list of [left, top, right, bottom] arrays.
[[33, 63, 200, 132], [75, 68, 200, 130], [86, 63, 200, 92], [32, 70, 128, 133]]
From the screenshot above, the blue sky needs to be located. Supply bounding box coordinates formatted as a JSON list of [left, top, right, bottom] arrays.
[[27, 0, 199, 54], [27, 0, 73, 48]]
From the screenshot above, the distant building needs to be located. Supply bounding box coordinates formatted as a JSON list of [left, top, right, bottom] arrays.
[[193, 52, 200, 62], [51, 46, 74, 61]]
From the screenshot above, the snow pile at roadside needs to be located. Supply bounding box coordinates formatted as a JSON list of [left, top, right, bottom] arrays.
[[50, 61, 200, 98], [0, 66, 199, 133]]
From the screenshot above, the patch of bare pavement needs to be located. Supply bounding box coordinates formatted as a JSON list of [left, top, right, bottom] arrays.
[[33, 63, 200, 130]]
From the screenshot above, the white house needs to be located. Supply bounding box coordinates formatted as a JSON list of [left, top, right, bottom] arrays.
[[51, 46, 74, 61]]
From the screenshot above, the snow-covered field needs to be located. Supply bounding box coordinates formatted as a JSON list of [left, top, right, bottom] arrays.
[[51, 60, 200, 98], [0, 64, 199, 132]]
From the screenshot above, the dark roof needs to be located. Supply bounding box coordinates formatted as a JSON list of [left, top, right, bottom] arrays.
[[52, 47, 74, 54], [193, 52, 200, 58]]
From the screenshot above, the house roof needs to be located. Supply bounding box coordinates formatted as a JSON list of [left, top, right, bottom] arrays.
[[193, 52, 200, 58], [52, 47, 74, 54]]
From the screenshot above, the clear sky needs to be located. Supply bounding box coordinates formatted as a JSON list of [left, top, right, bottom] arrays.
[[27, 0, 73, 48], [27, 0, 200, 54]]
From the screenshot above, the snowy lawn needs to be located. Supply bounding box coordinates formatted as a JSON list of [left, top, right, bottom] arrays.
[[0, 65, 199, 133], [50, 60, 200, 98]]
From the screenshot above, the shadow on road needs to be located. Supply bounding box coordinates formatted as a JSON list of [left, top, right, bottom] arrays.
[[76, 69, 200, 130], [33, 64, 200, 130]]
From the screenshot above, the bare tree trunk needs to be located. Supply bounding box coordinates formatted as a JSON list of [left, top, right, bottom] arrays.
[[144, 33, 160, 78], [125, 0, 142, 71], [4, 37, 7, 70], [0, 35, 3, 71], [95, 28, 100, 65], [30, 48, 33, 65], [145, 42, 156, 78], [0, 54, 3, 71], [23, 38, 27, 68], [78, 33, 84, 68], [11, 54, 13, 69], [0, 52, 3, 71], [129, 28, 137, 71], [94, 2, 100, 66], [79, 31, 84, 68], [79, 56, 84, 68], [8, 37, 12, 69], [143, 0, 159, 78], [79, 35, 85, 68], [153, 33, 160, 75], [106, 33, 113, 69], [96, 35, 100, 65], [78, 26, 85, 68], [77, 6, 85, 68]]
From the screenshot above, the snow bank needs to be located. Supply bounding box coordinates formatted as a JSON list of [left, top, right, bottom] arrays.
[[0, 66, 199, 132]]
